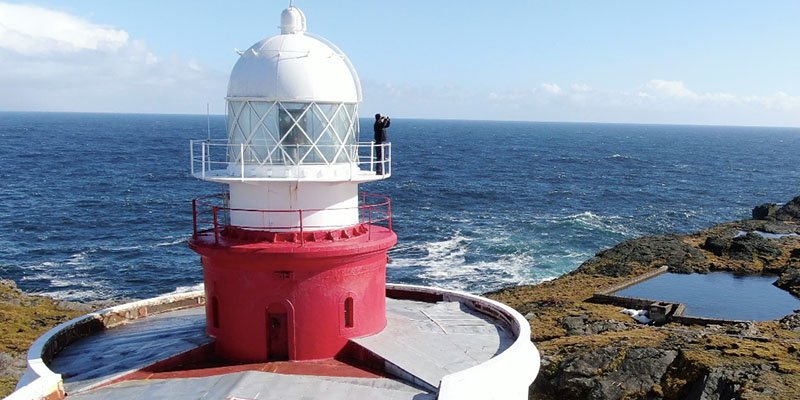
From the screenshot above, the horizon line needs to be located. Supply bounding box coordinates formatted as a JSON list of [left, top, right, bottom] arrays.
[[1, 110, 799, 130]]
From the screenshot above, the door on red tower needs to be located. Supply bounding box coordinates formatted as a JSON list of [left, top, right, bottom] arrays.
[[266, 304, 289, 361]]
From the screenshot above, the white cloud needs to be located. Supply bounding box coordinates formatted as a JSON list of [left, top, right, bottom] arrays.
[[642, 79, 698, 99], [637, 80, 800, 115], [540, 83, 562, 95], [0, 3, 128, 55], [570, 84, 592, 93], [365, 78, 800, 127], [0, 2, 226, 114]]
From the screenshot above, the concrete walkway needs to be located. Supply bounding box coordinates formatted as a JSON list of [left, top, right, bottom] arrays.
[[66, 371, 435, 400], [50, 307, 210, 393], [48, 296, 512, 399], [352, 298, 513, 390]]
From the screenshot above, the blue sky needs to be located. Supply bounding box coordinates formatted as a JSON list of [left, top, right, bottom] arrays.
[[1, 0, 799, 126]]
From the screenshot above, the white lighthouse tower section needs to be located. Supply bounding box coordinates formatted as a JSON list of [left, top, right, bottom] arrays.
[[229, 182, 357, 231], [192, 6, 387, 231]]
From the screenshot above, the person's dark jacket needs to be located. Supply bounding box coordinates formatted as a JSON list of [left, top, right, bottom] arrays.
[[373, 117, 390, 143]]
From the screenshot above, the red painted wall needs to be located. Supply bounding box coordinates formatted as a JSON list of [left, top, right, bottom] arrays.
[[190, 226, 396, 362]]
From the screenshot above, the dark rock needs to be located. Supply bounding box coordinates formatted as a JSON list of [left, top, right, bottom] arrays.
[[0, 280, 22, 304], [729, 232, 783, 262], [550, 346, 677, 399], [775, 196, 800, 222], [561, 315, 627, 336], [586, 320, 628, 335], [790, 248, 800, 260], [54, 300, 95, 313], [558, 346, 618, 376], [531, 298, 567, 308], [577, 235, 707, 277], [752, 203, 778, 220], [724, 322, 759, 337], [684, 368, 752, 400], [778, 310, 800, 331], [553, 347, 620, 398], [0, 352, 25, 378], [775, 267, 800, 297], [561, 315, 588, 336], [0, 280, 18, 291], [606, 347, 678, 395], [669, 262, 701, 274], [702, 236, 731, 257]]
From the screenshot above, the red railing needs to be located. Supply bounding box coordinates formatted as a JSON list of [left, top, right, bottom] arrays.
[[192, 192, 392, 245]]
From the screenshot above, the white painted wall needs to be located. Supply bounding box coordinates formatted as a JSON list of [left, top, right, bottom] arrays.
[[228, 181, 359, 231]]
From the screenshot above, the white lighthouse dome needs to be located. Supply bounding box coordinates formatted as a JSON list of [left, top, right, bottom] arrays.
[[227, 6, 361, 102]]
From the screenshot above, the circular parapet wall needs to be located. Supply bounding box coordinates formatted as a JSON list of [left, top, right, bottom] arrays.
[[386, 284, 540, 400], [10, 285, 540, 400], [9, 292, 205, 400]]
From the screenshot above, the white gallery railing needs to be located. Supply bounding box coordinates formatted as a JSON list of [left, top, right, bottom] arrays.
[[190, 140, 391, 179]]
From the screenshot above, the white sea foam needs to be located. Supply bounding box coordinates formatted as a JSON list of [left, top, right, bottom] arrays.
[[557, 211, 635, 237], [103, 244, 144, 251], [27, 261, 57, 270], [38, 286, 110, 301], [156, 237, 187, 247], [20, 272, 54, 281], [65, 251, 88, 266], [168, 282, 205, 295], [390, 233, 469, 268], [390, 232, 552, 293], [49, 278, 75, 288]]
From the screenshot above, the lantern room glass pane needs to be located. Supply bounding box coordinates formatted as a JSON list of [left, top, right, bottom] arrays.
[[279, 103, 311, 164], [227, 100, 360, 167]]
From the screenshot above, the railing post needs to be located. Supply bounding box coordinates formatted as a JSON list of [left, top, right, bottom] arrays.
[[368, 207, 373, 240], [388, 198, 393, 231], [240, 143, 245, 180], [387, 143, 392, 176], [212, 206, 219, 245], [299, 209, 304, 246], [370, 141, 375, 172], [190, 141, 195, 176], [192, 199, 198, 238], [201, 142, 206, 179]]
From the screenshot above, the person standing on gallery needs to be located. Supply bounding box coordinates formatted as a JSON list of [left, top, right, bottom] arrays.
[[373, 113, 391, 174]]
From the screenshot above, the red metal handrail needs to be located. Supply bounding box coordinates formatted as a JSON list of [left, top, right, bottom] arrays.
[[192, 192, 393, 245]]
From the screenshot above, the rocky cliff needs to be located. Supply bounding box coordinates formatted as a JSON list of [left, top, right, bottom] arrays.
[[488, 196, 800, 400], [0, 280, 90, 396]]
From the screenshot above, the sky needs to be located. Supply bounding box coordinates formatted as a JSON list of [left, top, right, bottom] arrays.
[[0, 0, 799, 127]]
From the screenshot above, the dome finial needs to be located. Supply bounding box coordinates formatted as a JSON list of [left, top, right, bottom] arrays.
[[281, 5, 307, 34]]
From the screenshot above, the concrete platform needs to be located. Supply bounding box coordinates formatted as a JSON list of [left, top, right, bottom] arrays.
[[12, 285, 539, 400], [50, 307, 210, 393], [352, 298, 513, 391], [66, 371, 435, 400]]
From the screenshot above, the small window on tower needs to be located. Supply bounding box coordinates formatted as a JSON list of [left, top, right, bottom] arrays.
[[344, 297, 354, 328]]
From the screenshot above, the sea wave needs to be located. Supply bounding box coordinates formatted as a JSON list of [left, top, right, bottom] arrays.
[[167, 282, 204, 295], [552, 211, 637, 237], [389, 232, 551, 293], [155, 237, 187, 247]]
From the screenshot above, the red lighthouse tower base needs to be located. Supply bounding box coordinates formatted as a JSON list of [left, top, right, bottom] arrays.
[[190, 224, 396, 362]]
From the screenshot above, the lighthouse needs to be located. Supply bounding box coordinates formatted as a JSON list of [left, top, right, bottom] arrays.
[[188, 6, 396, 362], [11, 6, 539, 400]]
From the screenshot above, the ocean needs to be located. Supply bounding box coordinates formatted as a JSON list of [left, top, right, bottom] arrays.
[[1, 112, 799, 301]]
